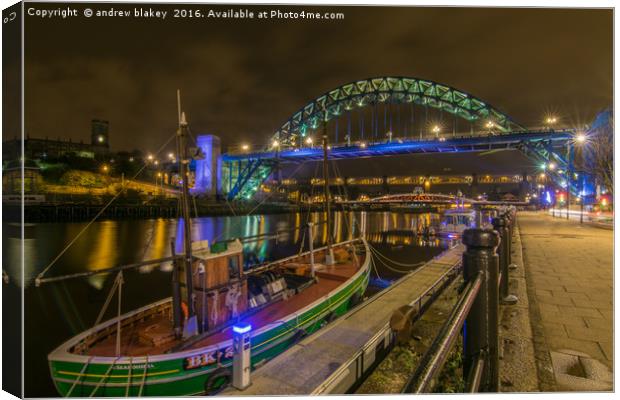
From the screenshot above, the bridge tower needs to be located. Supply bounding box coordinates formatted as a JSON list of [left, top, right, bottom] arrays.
[[192, 134, 221, 197]]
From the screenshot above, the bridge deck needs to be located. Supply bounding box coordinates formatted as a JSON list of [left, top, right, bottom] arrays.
[[222, 244, 463, 395]]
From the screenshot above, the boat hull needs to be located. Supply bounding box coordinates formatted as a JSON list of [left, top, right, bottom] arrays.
[[49, 241, 371, 397]]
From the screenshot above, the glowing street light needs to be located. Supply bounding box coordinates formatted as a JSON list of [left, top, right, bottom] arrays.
[[154, 160, 159, 166], [101, 165, 109, 173], [359, 142, 367, 148], [575, 133, 587, 144], [168, 152, 175, 159], [97, 135, 105, 143], [147, 154, 154, 161], [545, 116, 558, 125], [305, 137, 313, 145], [272, 140, 280, 148], [241, 144, 249, 151], [548, 162, 557, 171], [432, 125, 441, 136]]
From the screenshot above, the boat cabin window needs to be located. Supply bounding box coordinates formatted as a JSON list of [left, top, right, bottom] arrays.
[[446, 215, 474, 225]]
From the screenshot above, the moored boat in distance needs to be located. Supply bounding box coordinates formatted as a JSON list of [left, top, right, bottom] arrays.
[[438, 208, 477, 237]]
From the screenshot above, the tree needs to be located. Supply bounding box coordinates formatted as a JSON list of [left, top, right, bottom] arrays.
[[583, 109, 613, 197]]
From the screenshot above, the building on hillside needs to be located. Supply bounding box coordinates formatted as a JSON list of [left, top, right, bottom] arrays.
[[2, 119, 110, 162]]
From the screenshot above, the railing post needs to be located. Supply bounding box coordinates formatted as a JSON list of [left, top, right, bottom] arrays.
[[504, 210, 518, 270], [492, 216, 518, 305], [462, 228, 500, 392]]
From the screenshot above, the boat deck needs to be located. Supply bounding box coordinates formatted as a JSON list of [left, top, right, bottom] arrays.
[[221, 244, 463, 395], [85, 245, 364, 357]]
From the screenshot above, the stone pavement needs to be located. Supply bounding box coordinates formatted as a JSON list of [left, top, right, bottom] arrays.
[[518, 211, 613, 390]]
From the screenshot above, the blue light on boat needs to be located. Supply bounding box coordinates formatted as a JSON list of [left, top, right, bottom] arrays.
[[233, 323, 252, 334]]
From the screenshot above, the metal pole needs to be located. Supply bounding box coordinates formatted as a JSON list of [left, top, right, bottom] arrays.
[[170, 238, 183, 338], [580, 173, 584, 224], [492, 216, 518, 305], [177, 110, 197, 337], [323, 118, 335, 265], [115, 272, 124, 357], [566, 143, 572, 220], [462, 228, 500, 392], [308, 222, 315, 278]]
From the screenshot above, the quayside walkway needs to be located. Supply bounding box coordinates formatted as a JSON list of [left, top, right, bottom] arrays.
[[518, 211, 613, 390], [222, 244, 463, 395]]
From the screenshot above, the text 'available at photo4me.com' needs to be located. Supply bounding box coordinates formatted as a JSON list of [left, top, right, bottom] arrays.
[[25, 4, 346, 21]]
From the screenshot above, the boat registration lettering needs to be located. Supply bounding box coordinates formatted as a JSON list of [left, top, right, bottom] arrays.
[[184, 346, 234, 370]]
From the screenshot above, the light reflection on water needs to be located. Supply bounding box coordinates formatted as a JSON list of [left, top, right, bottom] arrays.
[[6, 211, 455, 397]]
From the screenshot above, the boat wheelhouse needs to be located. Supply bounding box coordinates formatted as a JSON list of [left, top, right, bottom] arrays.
[[439, 209, 477, 237]]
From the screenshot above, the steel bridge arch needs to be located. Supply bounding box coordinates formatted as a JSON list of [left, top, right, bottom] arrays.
[[273, 76, 525, 147]]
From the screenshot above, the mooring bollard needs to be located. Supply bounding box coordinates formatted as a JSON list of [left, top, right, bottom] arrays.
[[492, 217, 518, 305], [462, 228, 500, 392], [504, 211, 518, 271]]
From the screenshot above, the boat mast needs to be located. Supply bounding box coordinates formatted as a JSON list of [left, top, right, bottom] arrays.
[[323, 116, 335, 265], [177, 90, 198, 338]]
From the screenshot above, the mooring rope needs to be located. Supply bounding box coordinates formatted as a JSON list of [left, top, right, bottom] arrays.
[[36, 132, 177, 283]]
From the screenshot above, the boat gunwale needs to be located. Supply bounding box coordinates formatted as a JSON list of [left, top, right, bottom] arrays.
[[48, 238, 370, 365]]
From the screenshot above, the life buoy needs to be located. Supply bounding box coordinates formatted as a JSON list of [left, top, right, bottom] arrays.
[[204, 368, 232, 395]]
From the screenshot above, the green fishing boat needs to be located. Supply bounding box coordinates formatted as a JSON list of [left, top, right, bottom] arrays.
[[44, 96, 371, 396]]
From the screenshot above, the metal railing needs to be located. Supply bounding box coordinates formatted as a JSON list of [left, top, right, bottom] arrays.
[[401, 207, 518, 393]]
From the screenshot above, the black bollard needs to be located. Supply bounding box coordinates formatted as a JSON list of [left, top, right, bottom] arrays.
[[462, 228, 500, 392], [492, 217, 518, 305]]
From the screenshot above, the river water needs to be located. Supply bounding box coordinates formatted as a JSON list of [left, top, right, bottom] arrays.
[[4, 211, 456, 397]]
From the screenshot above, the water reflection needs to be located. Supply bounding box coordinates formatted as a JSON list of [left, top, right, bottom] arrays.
[[13, 211, 455, 397]]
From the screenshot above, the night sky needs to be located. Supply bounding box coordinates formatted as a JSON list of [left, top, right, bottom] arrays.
[[21, 4, 612, 153]]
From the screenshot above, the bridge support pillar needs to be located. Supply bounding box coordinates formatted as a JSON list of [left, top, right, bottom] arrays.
[[192, 134, 221, 197]]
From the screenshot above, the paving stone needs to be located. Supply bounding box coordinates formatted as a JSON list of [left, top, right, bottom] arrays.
[[583, 318, 612, 330], [557, 305, 603, 318], [565, 326, 611, 343], [537, 295, 575, 307], [517, 212, 613, 392]]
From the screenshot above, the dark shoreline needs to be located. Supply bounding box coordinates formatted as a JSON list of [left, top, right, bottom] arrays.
[[3, 202, 438, 223]]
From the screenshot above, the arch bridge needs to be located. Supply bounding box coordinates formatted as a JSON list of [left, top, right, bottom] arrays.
[[220, 76, 597, 200]]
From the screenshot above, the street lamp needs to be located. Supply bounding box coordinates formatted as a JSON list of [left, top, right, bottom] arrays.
[[272, 140, 280, 149], [432, 125, 441, 138], [305, 137, 313, 146], [545, 116, 558, 126], [241, 144, 249, 151], [575, 132, 587, 144], [147, 154, 154, 161]]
